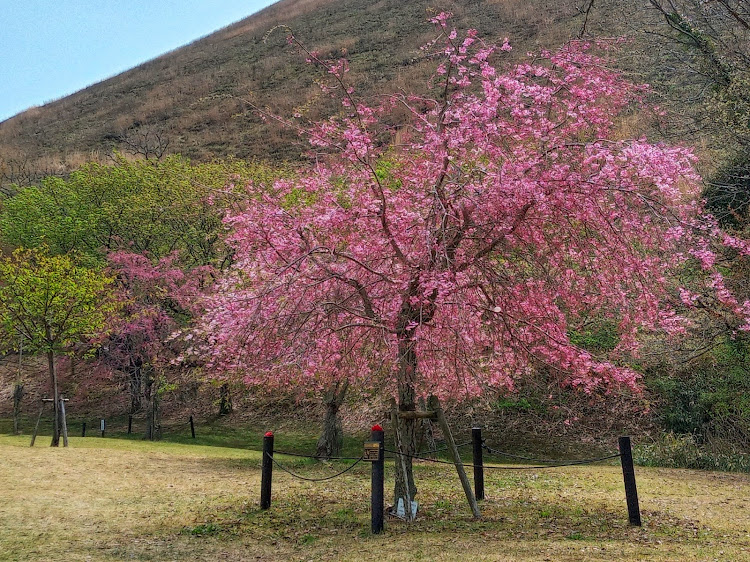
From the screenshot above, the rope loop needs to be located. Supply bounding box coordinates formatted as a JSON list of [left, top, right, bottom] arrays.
[[267, 452, 364, 482]]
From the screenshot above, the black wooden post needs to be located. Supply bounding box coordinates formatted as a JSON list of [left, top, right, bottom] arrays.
[[618, 436, 642, 526], [190, 415, 196, 439], [260, 431, 274, 510], [472, 427, 485, 501], [100, 418, 105, 438], [371, 424, 385, 534], [81, 422, 86, 437], [128, 415, 132, 434]]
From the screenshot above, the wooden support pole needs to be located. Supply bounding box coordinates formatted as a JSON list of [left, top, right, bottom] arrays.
[[618, 436, 642, 526], [428, 395, 481, 519], [128, 415, 132, 435], [82, 422, 86, 437], [30, 404, 45, 447], [190, 415, 196, 439], [260, 431, 274, 510], [370, 424, 385, 534], [59, 397, 69, 447]]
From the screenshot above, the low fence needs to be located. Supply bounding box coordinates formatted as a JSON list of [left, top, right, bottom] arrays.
[[259, 425, 642, 534], [78, 415, 197, 439]]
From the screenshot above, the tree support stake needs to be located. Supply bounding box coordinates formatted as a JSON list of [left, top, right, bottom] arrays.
[[428, 396, 480, 519]]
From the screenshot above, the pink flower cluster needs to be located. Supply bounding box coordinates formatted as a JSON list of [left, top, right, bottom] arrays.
[[189, 25, 748, 400]]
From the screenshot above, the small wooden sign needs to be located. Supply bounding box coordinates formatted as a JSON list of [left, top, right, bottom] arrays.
[[363, 441, 382, 462]]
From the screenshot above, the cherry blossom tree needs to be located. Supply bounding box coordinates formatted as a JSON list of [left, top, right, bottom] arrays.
[[192, 16, 750, 515], [102, 251, 211, 439]]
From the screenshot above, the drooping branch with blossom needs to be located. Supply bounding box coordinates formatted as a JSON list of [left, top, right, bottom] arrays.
[[191, 15, 749, 513]]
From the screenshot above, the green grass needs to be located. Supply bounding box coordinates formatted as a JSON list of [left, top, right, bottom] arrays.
[[4, 413, 366, 458], [2, 425, 750, 561]]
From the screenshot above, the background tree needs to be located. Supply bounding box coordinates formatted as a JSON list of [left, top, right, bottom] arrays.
[[0, 155, 279, 418], [581, 1, 750, 448], [104, 251, 212, 439], [192, 20, 749, 515], [114, 125, 172, 161], [643, 1, 750, 223], [0, 249, 117, 445], [0, 154, 268, 267]]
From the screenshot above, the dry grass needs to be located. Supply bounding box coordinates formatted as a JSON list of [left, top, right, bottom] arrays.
[[1, 434, 750, 561]]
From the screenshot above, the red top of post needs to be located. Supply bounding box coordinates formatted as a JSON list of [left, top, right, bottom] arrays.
[[264, 431, 274, 437], [371, 424, 383, 432]]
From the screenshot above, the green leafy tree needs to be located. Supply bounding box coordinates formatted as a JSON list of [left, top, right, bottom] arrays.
[[0, 249, 117, 446], [0, 155, 284, 418], [0, 154, 279, 268]]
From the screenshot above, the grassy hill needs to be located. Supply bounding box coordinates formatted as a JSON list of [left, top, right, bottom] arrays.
[[0, 0, 644, 187]]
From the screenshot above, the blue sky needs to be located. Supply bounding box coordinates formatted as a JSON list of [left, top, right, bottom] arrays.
[[0, 1, 277, 122]]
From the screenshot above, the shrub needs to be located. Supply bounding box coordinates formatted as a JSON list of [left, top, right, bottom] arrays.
[[634, 432, 750, 472]]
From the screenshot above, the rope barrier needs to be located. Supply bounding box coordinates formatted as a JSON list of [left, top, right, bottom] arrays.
[[412, 440, 472, 457], [483, 444, 621, 465], [383, 448, 621, 470], [253, 441, 617, 470], [274, 449, 364, 461], [267, 452, 365, 482], [271, 441, 471, 462]]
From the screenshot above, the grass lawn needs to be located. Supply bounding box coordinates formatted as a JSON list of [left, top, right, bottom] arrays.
[[1, 430, 749, 561]]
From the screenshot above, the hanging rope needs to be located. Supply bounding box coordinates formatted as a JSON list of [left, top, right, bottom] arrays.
[[384, 448, 621, 470], [274, 449, 364, 461], [483, 444, 620, 465], [267, 452, 365, 482]]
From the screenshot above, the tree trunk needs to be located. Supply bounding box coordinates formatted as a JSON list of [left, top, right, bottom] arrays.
[[128, 355, 144, 414], [316, 380, 348, 459], [417, 397, 437, 458], [218, 382, 232, 416], [47, 348, 60, 447], [392, 337, 418, 520], [12, 383, 23, 435], [14, 338, 23, 435], [143, 372, 161, 441]]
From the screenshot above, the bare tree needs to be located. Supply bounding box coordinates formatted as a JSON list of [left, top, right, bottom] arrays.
[[116, 126, 171, 160]]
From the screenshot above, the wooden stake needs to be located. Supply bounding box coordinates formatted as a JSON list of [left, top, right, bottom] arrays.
[[30, 404, 45, 447], [260, 431, 274, 509], [619, 436, 642, 526], [428, 395, 480, 519], [370, 425, 385, 534], [472, 427, 485, 500], [59, 397, 69, 447]]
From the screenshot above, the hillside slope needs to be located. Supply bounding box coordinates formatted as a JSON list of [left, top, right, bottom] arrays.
[[0, 0, 615, 185]]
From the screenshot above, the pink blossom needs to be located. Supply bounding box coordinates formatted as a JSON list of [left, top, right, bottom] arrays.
[[187, 28, 748, 407]]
